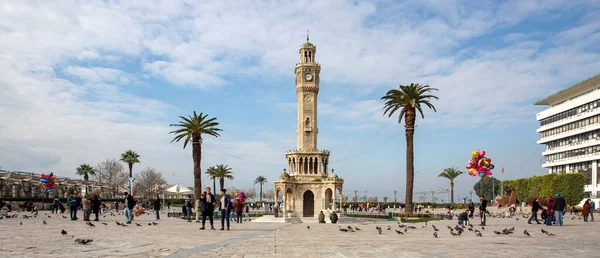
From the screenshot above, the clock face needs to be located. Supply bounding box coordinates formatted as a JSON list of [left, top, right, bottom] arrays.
[[305, 73, 313, 81]]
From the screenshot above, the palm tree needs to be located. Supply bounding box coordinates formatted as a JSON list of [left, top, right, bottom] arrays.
[[120, 150, 140, 195], [382, 83, 438, 214], [76, 164, 96, 193], [438, 167, 464, 204], [213, 164, 234, 191], [254, 176, 267, 202], [205, 166, 217, 196], [169, 111, 222, 221]]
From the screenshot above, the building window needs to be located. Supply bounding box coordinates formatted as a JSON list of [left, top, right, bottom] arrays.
[[545, 145, 600, 163], [539, 114, 600, 139], [540, 99, 600, 127], [550, 166, 565, 173], [585, 191, 591, 198]]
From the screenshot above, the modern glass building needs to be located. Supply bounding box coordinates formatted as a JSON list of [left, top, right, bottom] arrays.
[[535, 73, 600, 199]]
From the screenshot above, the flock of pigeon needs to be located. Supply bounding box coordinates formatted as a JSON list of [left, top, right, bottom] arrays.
[[330, 211, 562, 239], [0, 209, 160, 245]]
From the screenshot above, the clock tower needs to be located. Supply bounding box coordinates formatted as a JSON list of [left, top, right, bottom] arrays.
[[274, 34, 344, 220], [295, 33, 320, 151]]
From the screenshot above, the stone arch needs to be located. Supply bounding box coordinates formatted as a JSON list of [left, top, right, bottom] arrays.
[[325, 188, 333, 210], [303, 190, 315, 217], [305, 117, 310, 129], [275, 187, 283, 203]]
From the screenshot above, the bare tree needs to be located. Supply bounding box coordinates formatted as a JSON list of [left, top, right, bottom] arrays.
[[262, 190, 274, 202], [94, 159, 128, 198], [383, 196, 389, 202], [243, 188, 257, 200], [135, 167, 167, 198]]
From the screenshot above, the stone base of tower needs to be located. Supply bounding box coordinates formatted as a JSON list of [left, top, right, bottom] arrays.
[[273, 169, 344, 219]]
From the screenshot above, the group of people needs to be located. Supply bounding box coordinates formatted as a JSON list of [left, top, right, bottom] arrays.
[[528, 194, 567, 226], [457, 196, 488, 226], [184, 187, 243, 231], [65, 193, 104, 221]]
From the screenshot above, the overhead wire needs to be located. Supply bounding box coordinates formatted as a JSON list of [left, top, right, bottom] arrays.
[[202, 131, 403, 167]]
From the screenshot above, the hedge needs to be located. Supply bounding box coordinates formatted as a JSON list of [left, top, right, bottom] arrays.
[[503, 173, 584, 206]]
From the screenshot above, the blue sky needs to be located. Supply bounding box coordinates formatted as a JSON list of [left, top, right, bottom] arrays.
[[1, 0, 600, 202]]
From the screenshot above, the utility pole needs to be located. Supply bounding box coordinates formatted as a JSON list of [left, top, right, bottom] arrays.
[[394, 190, 397, 202], [364, 189, 367, 202]]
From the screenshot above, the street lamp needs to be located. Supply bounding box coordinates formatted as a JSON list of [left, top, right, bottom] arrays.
[[394, 190, 397, 202], [469, 191, 473, 202]]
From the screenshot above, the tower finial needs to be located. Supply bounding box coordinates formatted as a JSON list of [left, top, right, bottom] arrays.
[[306, 30, 309, 42]]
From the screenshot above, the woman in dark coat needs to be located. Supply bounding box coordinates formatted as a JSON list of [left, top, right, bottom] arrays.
[[582, 200, 591, 222], [92, 195, 102, 221]]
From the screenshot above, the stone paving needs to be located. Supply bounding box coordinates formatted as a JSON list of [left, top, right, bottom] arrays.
[[1, 210, 598, 258]]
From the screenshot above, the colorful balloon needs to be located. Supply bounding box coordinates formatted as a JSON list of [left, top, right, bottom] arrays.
[[466, 149, 495, 178]]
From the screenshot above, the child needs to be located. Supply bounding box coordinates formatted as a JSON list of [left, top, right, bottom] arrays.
[[458, 210, 470, 226]]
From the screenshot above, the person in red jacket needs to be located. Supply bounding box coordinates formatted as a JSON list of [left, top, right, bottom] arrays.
[[545, 196, 555, 226], [234, 198, 244, 224]]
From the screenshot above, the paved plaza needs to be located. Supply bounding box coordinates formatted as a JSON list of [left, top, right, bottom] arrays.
[[1, 210, 599, 258]]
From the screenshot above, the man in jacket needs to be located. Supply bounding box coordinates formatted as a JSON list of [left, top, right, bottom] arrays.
[[123, 192, 135, 224], [153, 195, 161, 220], [552, 193, 566, 226], [200, 187, 216, 230], [479, 196, 488, 226], [528, 198, 542, 224], [590, 199, 596, 221], [67, 193, 79, 220]]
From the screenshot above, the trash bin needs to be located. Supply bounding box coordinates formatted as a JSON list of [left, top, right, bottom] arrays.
[[213, 211, 219, 218], [388, 212, 393, 219]]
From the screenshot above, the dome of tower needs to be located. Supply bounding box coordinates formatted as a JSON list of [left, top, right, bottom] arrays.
[[278, 171, 290, 180]]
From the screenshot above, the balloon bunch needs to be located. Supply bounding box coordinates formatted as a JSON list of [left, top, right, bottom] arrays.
[[466, 149, 495, 178], [236, 192, 246, 203], [132, 204, 145, 217], [40, 173, 57, 193]]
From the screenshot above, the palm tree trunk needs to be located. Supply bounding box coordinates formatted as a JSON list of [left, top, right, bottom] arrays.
[[220, 178, 224, 191], [212, 178, 216, 196], [450, 181, 454, 204], [405, 110, 416, 215], [128, 163, 133, 195], [260, 183, 263, 202], [192, 137, 202, 221]]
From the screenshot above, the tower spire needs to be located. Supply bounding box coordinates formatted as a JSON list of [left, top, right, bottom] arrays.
[[306, 30, 309, 42]]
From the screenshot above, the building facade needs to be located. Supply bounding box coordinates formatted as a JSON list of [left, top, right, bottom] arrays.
[[535, 73, 600, 198], [274, 36, 344, 218]]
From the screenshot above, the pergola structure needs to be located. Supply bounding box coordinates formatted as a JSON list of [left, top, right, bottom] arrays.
[[0, 170, 121, 199]]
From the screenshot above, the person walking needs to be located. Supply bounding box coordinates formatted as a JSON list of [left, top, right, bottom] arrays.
[[200, 187, 216, 230], [67, 193, 79, 220], [468, 202, 475, 218], [234, 198, 244, 224], [153, 195, 161, 220], [545, 196, 555, 226], [552, 193, 566, 226], [92, 195, 101, 221], [244, 204, 250, 221], [123, 192, 135, 224], [479, 196, 488, 226], [528, 198, 542, 224], [219, 189, 232, 230], [184, 195, 193, 221], [52, 198, 61, 214], [582, 199, 591, 222], [83, 194, 92, 221], [590, 199, 595, 221]]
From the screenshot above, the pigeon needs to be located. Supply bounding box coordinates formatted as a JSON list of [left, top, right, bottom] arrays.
[[475, 231, 482, 237], [398, 224, 406, 228], [447, 226, 453, 230], [467, 228, 474, 232], [72, 236, 93, 245], [433, 231, 438, 238], [394, 229, 404, 235], [148, 223, 152, 226], [404, 228, 407, 233], [354, 226, 361, 231], [61, 229, 68, 235], [135, 223, 142, 227], [20, 222, 22, 225], [377, 227, 382, 234], [307, 226, 310, 229], [47, 215, 51, 218], [347, 226, 353, 230], [432, 225, 439, 232], [43, 220, 47, 225], [62, 216, 67, 219], [523, 230, 530, 236], [450, 231, 459, 236], [481, 226, 485, 230], [101, 223, 108, 225], [86, 222, 95, 227], [494, 231, 503, 235], [468, 224, 473, 228], [338, 226, 348, 232], [387, 226, 391, 231], [407, 226, 417, 229], [152, 222, 158, 225], [541, 229, 547, 234], [116, 221, 122, 226]]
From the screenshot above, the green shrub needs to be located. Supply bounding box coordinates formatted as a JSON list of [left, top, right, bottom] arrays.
[[503, 173, 584, 206]]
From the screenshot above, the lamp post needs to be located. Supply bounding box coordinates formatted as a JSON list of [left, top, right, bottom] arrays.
[[394, 190, 397, 202], [469, 191, 473, 202]]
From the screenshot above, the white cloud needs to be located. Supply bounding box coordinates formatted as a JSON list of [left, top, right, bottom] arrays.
[[0, 0, 599, 196]]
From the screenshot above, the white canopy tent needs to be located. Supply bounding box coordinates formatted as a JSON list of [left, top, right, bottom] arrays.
[[166, 183, 192, 194]]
